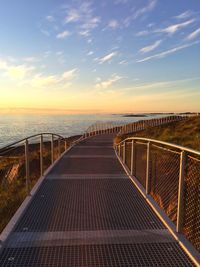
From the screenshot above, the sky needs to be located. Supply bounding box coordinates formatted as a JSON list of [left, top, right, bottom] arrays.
[[0, 0, 200, 113]]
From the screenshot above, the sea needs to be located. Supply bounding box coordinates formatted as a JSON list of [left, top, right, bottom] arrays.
[[0, 113, 167, 148]]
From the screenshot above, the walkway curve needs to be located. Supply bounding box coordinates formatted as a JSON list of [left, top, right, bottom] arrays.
[[0, 134, 194, 266]]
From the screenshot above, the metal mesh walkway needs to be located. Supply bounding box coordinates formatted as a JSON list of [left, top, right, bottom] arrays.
[[0, 135, 194, 266]]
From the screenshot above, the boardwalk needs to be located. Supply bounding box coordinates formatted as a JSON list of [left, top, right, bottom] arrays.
[[0, 134, 194, 266]]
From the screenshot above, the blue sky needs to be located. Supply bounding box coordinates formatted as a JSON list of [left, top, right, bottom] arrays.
[[0, 0, 200, 113]]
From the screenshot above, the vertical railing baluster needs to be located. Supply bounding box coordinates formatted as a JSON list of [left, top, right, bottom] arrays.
[[131, 140, 135, 176], [58, 138, 61, 157], [65, 139, 67, 151], [177, 150, 186, 233], [146, 142, 151, 194], [51, 134, 54, 164], [25, 139, 30, 195], [40, 134, 43, 177], [123, 141, 126, 164]]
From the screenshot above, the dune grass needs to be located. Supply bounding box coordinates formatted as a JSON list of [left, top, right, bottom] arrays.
[[115, 116, 200, 151]]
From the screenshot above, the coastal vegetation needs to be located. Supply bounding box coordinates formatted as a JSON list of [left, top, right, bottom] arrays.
[[115, 115, 200, 151], [0, 135, 80, 233]]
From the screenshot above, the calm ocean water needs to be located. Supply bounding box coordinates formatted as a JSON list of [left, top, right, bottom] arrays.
[[0, 113, 164, 148]]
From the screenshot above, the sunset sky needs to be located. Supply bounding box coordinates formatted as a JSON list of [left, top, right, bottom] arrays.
[[0, 0, 200, 113]]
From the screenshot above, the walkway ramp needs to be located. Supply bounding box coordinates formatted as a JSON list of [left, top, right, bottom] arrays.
[[0, 135, 194, 266]]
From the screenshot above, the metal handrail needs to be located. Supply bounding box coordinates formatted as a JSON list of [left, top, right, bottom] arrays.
[[116, 137, 200, 156], [115, 136, 200, 263], [0, 132, 85, 196], [0, 132, 66, 152]]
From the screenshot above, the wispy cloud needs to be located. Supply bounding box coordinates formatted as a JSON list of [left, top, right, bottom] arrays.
[[108, 20, 119, 29], [0, 58, 35, 79], [155, 19, 195, 35], [56, 30, 71, 39], [40, 29, 50, 37], [175, 10, 193, 20], [114, 0, 129, 4], [95, 74, 123, 89], [87, 51, 94, 56], [123, 0, 157, 27], [133, 0, 157, 20], [46, 16, 55, 22], [140, 40, 162, 54], [31, 68, 78, 88], [137, 41, 200, 62], [64, 2, 101, 36], [125, 77, 200, 93], [136, 30, 149, 37], [23, 57, 39, 63], [96, 52, 118, 64], [62, 68, 78, 80], [186, 28, 200, 40]]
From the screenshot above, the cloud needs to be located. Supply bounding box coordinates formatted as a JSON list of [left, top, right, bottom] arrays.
[[175, 10, 193, 20], [87, 51, 94, 56], [115, 0, 129, 4], [133, 0, 157, 20], [40, 29, 50, 37], [140, 40, 162, 54], [23, 57, 39, 63], [108, 20, 119, 29], [46, 16, 55, 22], [64, 2, 101, 35], [62, 68, 78, 80], [137, 40, 200, 62], [125, 77, 200, 92], [95, 74, 123, 89], [31, 68, 78, 88], [96, 52, 118, 64], [186, 28, 200, 40], [0, 58, 35, 79], [136, 30, 149, 37], [65, 9, 81, 23], [123, 0, 157, 27], [56, 30, 71, 39], [155, 19, 195, 35]]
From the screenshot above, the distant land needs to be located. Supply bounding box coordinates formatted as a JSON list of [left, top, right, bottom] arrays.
[[121, 112, 199, 118]]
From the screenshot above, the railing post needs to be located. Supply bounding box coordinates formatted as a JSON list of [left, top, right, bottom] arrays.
[[25, 139, 30, 195], [65, 139, 67, 151], [177, 151, 186, 233], [146, 142, 151, 194], [123, 141, 126, 164], [58, 138, 61, 156], [40, 134, 43, 177], [131, 140, 135, 176], [51, 134, 54, 164]]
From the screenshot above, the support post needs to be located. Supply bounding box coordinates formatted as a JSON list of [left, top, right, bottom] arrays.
[[25, 139, 30, 195], [123, 141, 126, 164], [177, 151, 186, 233], [65, 139, 67, 151], [146, 142, 151, 194], [58, 138, 61, 156], [40, 134, 43, 177], [131, 140, 135, 176], [51, 134, 54, 164]]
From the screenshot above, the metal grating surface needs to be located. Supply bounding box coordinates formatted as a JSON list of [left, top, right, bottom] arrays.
[[15, 179, 164, 232], [0, 243, 194, 267], [68, 147, 115, 156], [49, 157, 125, 174]]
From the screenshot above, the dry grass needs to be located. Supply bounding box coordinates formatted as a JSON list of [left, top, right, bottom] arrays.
[[115, 116, 200, 151], [0, 135, 80, 233]]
